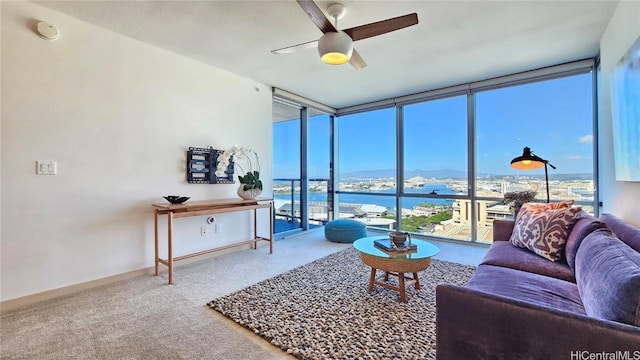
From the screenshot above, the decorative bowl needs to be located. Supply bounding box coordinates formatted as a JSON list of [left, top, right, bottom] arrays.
[[163, 195, 190, 204], [389, 231, 408, 246]]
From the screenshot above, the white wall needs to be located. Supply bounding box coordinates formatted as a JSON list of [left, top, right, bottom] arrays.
[[599, 0, 640, 227], [1, 2, 272, 302]]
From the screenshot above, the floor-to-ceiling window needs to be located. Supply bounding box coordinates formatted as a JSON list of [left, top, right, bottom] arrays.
[[275, 60, 597, 243], [336, 108, 397, 229], [474, 72, 595, 242], [333, 60, 596, 243], [401, 96, 470, 240]]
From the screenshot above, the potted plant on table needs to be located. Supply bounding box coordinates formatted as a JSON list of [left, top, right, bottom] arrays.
[[215, 145, 262, 200]]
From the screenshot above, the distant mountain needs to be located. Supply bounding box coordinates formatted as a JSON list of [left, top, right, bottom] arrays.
[[340, 169, 592, 180], [341, 168, 469, 179], [549, 173, 594, 180], [483, 173, 593, 181], [409, 169, 471, 178]]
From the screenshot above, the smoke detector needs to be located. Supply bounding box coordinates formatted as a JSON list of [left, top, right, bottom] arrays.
[[36, 21, 59, 40]]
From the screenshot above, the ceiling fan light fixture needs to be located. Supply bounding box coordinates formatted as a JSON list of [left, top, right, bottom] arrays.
[[318, 31, 353, 65]]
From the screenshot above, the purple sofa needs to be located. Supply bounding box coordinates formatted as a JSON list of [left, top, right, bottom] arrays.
[[436, 212, 640, 359]]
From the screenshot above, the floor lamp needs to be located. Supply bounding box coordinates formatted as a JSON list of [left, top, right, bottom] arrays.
[[510, 147, 556, 203]]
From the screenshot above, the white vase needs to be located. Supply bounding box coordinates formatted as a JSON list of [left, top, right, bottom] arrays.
[[237, 184, 262, 200]]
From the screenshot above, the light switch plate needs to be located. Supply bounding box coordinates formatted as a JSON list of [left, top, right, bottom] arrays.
[[36, 160, 57, 175]]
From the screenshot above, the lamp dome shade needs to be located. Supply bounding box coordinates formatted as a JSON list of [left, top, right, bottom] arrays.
[[318, 31, 353, 65], [511, 147, 545, 170]]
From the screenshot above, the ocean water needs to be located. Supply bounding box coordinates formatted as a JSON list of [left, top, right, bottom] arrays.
[[274, 184, 457, 210]]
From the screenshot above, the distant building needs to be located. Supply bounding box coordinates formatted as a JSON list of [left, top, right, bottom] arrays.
[[405, 176, 427, 188], [452, 199, 510, 227], [412, 206, 438, 216], [500, 182, 508, 195], [360, 204, 388, 217], [339, 203, 366, 218], [356, 217, 395, 229], [275, 200, 367, 223]]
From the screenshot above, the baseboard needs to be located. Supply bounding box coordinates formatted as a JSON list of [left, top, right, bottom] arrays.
[[0, 267, 154, 312], [0, 243, 261, 312]]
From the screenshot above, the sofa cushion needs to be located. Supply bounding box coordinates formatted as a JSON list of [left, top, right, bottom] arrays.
[[575, 228, 640, 326], [564, 214, 609, 274], [481, 241, 575, 282], [599, 213, 640, 253], [466, 264, 585, 315], [510, 205, 582, 261]]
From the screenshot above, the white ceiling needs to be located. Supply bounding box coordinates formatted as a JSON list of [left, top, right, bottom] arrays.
[[33, 0, 618, 109]]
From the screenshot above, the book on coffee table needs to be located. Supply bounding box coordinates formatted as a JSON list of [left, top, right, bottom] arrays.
[[374, 239, 417, 252]]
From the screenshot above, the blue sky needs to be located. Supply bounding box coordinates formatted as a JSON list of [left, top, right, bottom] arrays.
[[274, 73, 594, 178]]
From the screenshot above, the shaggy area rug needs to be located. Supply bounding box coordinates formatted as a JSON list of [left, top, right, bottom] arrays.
[[207, 247, 476, 360]]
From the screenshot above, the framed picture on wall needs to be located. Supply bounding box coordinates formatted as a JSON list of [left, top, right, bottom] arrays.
[[610, 35, 640, 182]]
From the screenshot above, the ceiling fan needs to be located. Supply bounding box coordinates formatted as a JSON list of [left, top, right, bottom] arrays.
[[271, 0, 419, 69]]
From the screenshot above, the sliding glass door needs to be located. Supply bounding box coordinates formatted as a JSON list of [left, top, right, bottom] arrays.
[[272, 99, 332, 235], [308, 112, 332, 226], [273, 101, 302, 233]]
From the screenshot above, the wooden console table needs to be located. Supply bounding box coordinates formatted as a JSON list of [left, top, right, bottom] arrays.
[[152, 198, 273, 284]]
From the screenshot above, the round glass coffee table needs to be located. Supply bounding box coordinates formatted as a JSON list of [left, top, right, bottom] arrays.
[[353, 235, 439, 303]]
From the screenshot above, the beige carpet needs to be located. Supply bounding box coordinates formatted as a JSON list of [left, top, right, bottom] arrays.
[[208, 247, 476, 360], [0, 230, 351, 360], [1, 230, 485, 360]]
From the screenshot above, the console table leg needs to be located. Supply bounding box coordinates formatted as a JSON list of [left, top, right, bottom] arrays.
[[168, 212, 174, 285], [154, 209, 159, 276], [269, 203, 273, 254], [253, 208, 258, 250]]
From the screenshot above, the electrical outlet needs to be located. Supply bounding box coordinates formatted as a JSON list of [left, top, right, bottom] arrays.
[[36, 160, 57, 175], [201, 226, 207, 236], [215, 224, 222, 233]]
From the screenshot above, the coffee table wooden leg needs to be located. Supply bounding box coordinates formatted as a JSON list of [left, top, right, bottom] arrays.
[[384, 272, 390, 281], [413, 272, 420, 290], [368, 268, 376, 293], [399, 273, 407, 303]]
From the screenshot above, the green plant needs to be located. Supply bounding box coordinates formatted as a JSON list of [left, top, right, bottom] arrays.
[[503, 190, 537, 209], [215, 146, 262, 191], [385, 210, 453, 233]]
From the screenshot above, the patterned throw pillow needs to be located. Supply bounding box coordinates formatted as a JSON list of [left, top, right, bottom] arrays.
[[514, 201, 574, 223], [510, 205, 582, 261]]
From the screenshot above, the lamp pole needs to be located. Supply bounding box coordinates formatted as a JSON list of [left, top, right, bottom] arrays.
[[543, 160, 556, 203]]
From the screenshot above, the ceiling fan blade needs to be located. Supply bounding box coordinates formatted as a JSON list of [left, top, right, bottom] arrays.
[[271, 39, 319, 54], [296, 0, 337, 34], [343, 13, 418, 41], [349, 49, 367, 69]]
